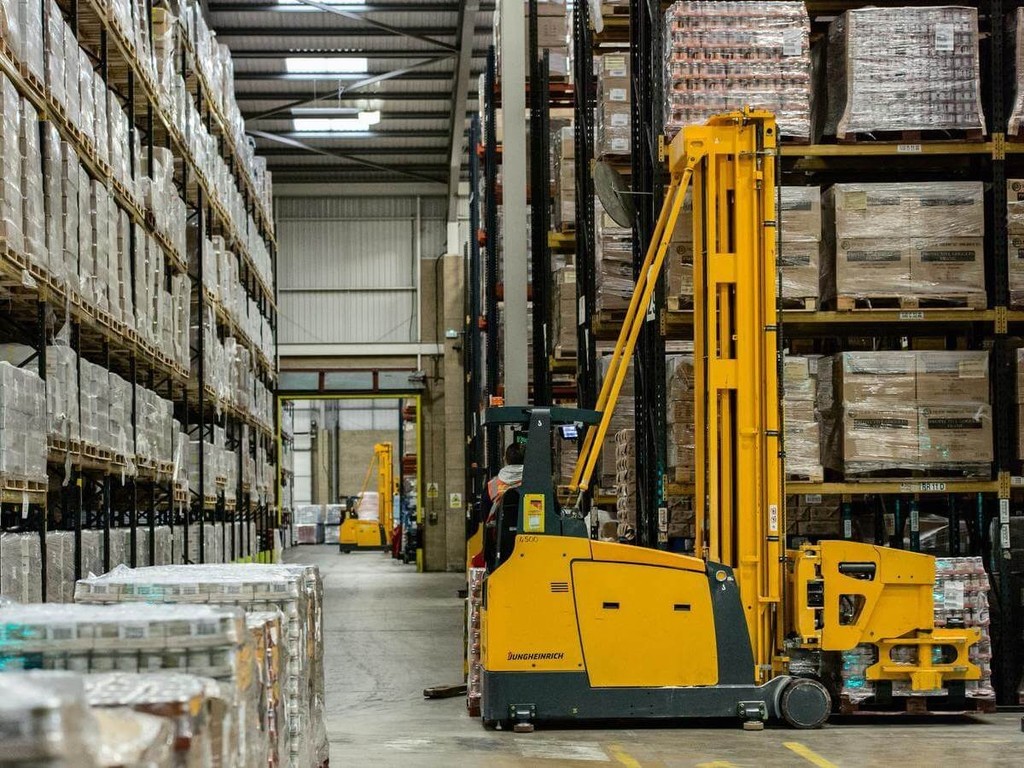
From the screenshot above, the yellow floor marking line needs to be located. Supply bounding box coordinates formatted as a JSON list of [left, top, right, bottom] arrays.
[[608, 744, 643, 768], [784, 742, 839, 768], [696, 762, 740, 767]]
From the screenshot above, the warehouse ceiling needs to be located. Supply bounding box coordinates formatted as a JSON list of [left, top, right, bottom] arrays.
[[210, 0, 493, 193]]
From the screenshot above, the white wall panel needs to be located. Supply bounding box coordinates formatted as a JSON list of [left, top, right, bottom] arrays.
[[277, 196, 446, 348]]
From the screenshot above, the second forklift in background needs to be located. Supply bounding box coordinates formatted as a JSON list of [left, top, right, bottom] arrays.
[[340, 442, 396, 553]]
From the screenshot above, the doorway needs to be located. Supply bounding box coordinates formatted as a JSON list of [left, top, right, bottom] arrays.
[[278, 395, 423, 569]]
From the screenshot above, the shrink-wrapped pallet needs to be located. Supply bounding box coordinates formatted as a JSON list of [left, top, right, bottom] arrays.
[[551, 266, 576, 357], [663, 1, 811, 141], [20, 99, 47, 272], [597, 355, 634, 490], [554, 125, 574, 228], [823, 182, 985, 308], [76, 564, 328, 768], [1007, 179, 1024, 307], [667, 355, 694, 484], [0, 361, 47, 482], [594, 200, 633, 312], [779, 187, 822, 304], [0, 530, 43, 602], [0, 672, 100, 767], [783, 355, 822, 482], [786, 494, 840, 538], [0, 75, 23, 253], [826, 6, 985, 138], [614, 428, 636, 537], [1010, 9, 1024, 137], [826, 351, 991, 478]]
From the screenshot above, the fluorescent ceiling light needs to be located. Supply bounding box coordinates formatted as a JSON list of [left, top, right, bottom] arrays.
[[278, 0, 364, 6], [292, 112, 382, 132], [284, 57, 368, 74], [291, 106, 360, 115]]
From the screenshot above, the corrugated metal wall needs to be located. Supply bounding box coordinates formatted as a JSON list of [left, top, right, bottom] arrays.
[[276, 196, 447, 347]]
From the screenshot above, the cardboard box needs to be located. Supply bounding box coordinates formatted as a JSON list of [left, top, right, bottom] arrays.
[[783, 355, 816, 400], [1011, 235, 1024, 304], [828, 183, 984, 239], [838, 406, 919, 465], [1008, 179, 1024, 234], [835, 352, 916, 404], [916, 351, 989, 405], [910, 237, 985, 296], [918, 404, 992, 464], [781, 241, 821, 300], [784, 399, 816, 425], [780, 187, 822, 242], [833, 238, 911, 296]]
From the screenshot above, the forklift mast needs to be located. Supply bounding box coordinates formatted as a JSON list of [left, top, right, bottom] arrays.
[[569, 110, 784, 676]]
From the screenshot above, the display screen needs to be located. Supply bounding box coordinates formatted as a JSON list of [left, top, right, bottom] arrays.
[[559, 424, 579, 440]]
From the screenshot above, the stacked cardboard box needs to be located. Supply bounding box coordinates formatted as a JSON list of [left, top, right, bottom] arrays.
[[598, 355, 634, 489], [595, 200, 633, 312], [780, 187, 822, 305], [1015, 349, 1024, 461], [596, 53, 630, 158], [783, 355, 822, 481], [0, 361, 47, 483], [554, 125, 575, 230], [826, 350, 991, 478], [823, 183, 985, 308], [614, 428, 636, 539], [1008, 179, 1024, 306], [667, 355, 694, 484], [786, 494, 841, 538], [551, 266, 576, 358], [493, 0, 570, 79], [827, 6, 985, 138], [663, 1, 812, 141], [667, 496, 695, 543], [665, 193, 693, 307]]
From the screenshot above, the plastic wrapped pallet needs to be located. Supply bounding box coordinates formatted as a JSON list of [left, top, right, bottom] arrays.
[[0, 76, 24, 254], [1007, 179, 1024, 307], [597, 355, 634, 490], [667, 355, 694, 484], [0, 671, 100, 767], [827, 6, 985, 139], [466, 567, 485, 715], [614, 428, 635, 540], [75, 564, 329, 768], [786, 494, 840, 538], [93, 707, 176, 768], [780, 187, 822, 305], [596, 53, 629, 158], [86, 673, 236, 768], [594, 199, 633, 312], [783, 355, 822, 482], [1010, 9, 1024, 137], [826, 350, 992, 478], [554, 125, 574, 228], [0, 531, 43, 603], [0, 603, 255, 767], [550, 266, 576, 358], [42, 122, 64, 286], [16, 0, 44, 84], [663, 1, 811, 141], [0, 361, 47, 483], [823, 182, 985, 308], [933, 556, 994, 699]]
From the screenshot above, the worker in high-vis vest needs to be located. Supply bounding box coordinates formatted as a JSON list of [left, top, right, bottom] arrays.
[[470, 443, 524, 568]]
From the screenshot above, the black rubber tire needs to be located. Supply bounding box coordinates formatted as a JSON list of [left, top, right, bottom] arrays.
[[780, 678, 831, 729]]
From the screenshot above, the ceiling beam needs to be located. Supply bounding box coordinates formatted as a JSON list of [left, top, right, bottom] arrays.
[[257, 146, 448, 156], [446, 0, 478, 223], [249, 129, 446, 183], [228, 48, 491, 60], [288, 0, 457, 52], [254, 129, 449, 139], [240, 91, 479, 107], [232, 70, 466, 81], [214, 25, 491, 37], [209, 2, 495, 13], [247, 55, 451, 121]]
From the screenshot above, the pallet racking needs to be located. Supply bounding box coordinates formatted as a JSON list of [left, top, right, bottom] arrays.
[[0, 0, 279, 599]]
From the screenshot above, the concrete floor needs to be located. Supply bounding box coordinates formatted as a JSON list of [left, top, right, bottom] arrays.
[[285, 544, 1023, 767]]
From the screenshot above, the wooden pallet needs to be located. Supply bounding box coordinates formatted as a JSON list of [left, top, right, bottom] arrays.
[[552, 344, 577, 361], [787, 467, 825, 484], [836, 128, 986, 144], [843, 464, 992, 482], [834, 294, 986, 311], [781, 296, 818, 311], [839, 693, 995, 716]]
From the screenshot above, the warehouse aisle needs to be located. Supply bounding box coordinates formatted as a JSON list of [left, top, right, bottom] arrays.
[[285, 546, 1022, 767]]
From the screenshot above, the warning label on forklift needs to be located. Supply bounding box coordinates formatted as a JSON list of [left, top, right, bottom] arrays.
[[768, 504, 779, 534], [524, 494, 546, 533]]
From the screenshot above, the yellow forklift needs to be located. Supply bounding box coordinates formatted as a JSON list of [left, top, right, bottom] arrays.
[[339, 442, 395, 552], [478, 111, 981, 730]]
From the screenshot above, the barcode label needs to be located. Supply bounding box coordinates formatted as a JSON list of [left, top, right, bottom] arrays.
[[935, 24, 954, 52], [897, 144, 922, 154], [120, 623, 149, 640], [899, 311, 924, 320], [782, 29, 802, 56], [803, 494, 823, 504]]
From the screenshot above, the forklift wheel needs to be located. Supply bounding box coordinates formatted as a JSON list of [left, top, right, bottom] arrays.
[[481, 719, 499, 731], [780, 678, 831, 729], [339, 546, 350, 554]]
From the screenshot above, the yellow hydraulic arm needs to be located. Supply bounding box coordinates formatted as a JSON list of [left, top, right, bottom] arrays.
[[569, 110, 784, 678]]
